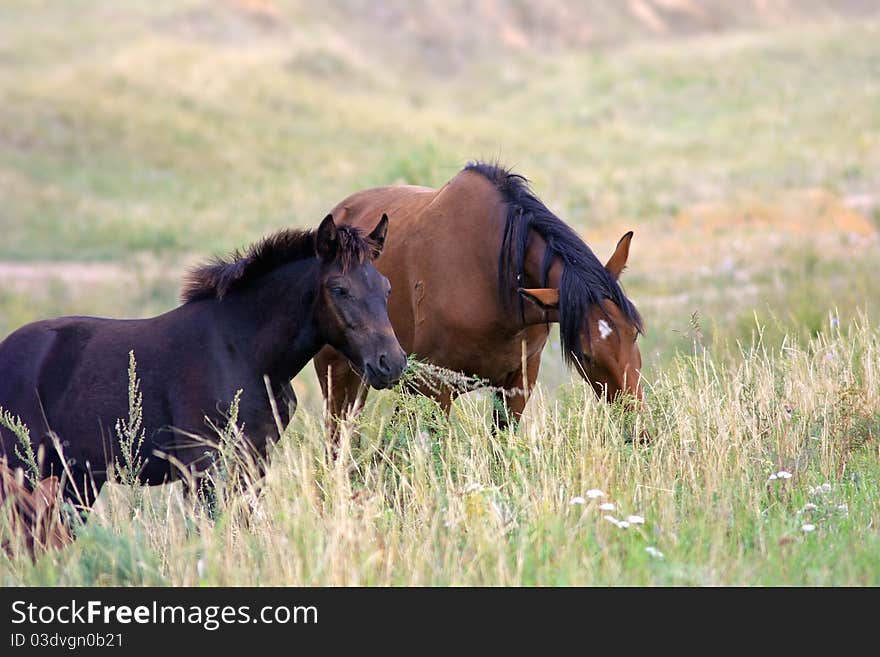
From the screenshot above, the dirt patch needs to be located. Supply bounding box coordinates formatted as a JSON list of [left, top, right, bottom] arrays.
[[579, 187, 879, 288], [673, 188, 877, 238], [154, 0, 283, 46], [289, 0, 880, 74], [0, 262, 135, 291], [0, 255, 190, 295]]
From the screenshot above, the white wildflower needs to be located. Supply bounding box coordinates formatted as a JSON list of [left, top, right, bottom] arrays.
[[645, 546, 664, 559], [586, 489, 605, 499], [801, 523, 816, 533], [569, 496, 586, 505], [197, 559, 206, 579], [768, 474, 778, 481], [464, 483, 484, 494], [800, 503, 818, 512], [604, 515, 630, 529], [599, 502, 615, 511], [627, 515, 645, 525], [776, 471, 792, 480], [837, 504, 848, 513]]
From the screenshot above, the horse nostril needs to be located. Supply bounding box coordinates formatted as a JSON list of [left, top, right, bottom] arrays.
[[378, 353, 389, 374]]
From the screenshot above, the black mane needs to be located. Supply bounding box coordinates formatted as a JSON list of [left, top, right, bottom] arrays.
[[464, 161, 643, 366], [182, 224, 376, 303]]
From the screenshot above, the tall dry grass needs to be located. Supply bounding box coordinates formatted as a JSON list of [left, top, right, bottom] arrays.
[[3, 314, 878, 585]]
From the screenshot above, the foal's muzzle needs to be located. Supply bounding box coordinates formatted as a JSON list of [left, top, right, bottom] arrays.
[[363, 346, 407, 389]]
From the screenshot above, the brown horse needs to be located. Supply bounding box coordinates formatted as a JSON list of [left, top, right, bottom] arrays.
[[0, 464, 71, 557], [315, 162, 644, 431]]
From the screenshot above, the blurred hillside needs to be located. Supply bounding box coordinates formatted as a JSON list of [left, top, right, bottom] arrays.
[[161, 1, 880, 72], [1, 1, 879, 403], [4, 3, 880, 589]]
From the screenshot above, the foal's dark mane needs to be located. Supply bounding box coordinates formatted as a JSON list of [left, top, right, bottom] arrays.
[[464, 161, 643, 366], [182, 224, 377, 303]]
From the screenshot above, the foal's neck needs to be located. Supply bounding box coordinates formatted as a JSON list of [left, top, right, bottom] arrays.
[[215, 259, 323, 386]]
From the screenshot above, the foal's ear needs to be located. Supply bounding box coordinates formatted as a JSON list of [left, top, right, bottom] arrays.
[[33, 476, 61, 512], [518, 287, 559, 310], [367, 213, 389, 258], [315, 214, 338, 261], [605, 231, 633, 280]]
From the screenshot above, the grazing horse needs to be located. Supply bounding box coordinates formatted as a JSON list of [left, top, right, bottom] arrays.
[[0, 215, 406, 507], [315, 161, 644, 431]]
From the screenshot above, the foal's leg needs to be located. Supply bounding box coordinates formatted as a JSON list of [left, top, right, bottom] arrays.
[[493, 351, 543, 433], [276, 380, 297, 423]]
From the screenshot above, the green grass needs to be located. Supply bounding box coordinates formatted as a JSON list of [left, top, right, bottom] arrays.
[[1, 2, 879, 585]]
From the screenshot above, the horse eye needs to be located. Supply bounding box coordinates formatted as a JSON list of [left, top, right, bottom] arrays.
[[331, 286, 349, 297]]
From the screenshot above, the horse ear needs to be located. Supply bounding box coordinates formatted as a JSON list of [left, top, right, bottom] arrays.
[[33, 476, 61, 512], [605, 231, 633, 280], [368, 213, 389, 258], [315, 214, 338, 261], [518, 287, 559, 310]]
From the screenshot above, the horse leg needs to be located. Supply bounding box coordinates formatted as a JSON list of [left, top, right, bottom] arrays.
[[275, 380, 297, 426], [314, 346, 368, 452], [413, 381, 454, 424], [493, 351, 543, 433], [434, 386, 454, 418]]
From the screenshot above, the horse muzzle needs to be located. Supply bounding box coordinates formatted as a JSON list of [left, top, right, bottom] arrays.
[[363, 348, 406, 389]]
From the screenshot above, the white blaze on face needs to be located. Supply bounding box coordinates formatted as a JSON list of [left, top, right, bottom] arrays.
[[598, 319, 613, 340]]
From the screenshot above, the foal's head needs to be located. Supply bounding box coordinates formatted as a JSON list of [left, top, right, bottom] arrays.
[[313, 214, 407, 389], [183, 215, 406, 388]]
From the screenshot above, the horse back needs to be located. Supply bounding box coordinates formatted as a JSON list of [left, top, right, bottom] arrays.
[[0, 313, 205, 481], [0, 319, 70, 469], [328, 171, 531, 376], [334, 173, 513, 322]]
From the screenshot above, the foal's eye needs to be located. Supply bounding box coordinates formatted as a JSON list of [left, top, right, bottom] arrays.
[[331, 286, 349, 297]]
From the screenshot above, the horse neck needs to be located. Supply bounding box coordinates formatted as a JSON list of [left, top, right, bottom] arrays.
[[216, 260, 322, 386], [520, 230, 562, 324]]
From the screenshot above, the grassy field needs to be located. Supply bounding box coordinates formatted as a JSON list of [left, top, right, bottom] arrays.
[[1, 1, 879, 584], [3, 316, 879, 585]]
